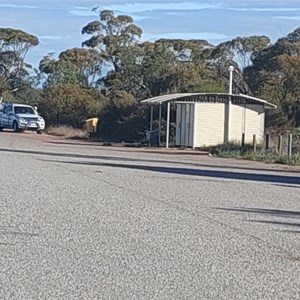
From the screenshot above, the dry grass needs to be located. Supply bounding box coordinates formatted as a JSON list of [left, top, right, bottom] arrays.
[[208, 143, 300, 165], [46, 125, 89, 139]]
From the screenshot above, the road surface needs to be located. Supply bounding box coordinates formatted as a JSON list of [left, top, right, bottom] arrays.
[[0, 131, 300, 299]]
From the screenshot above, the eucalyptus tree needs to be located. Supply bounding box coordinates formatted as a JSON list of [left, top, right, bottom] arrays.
[[82, 10, 142, 74], [38, 48, 107, 127], [244, 28, 300, 96], [79, 9, 146, 139], [244, 28, 300, 127], [155, 38, 214, 63], [137, 41, 178, 96], [39, 48, 103, 88], [210, 35, 271, 93], [0, 28, 39, 95], [137, 39, 225, 97]]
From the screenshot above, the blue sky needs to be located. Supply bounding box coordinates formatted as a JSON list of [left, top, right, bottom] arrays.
[[0, 0, 300, 67]]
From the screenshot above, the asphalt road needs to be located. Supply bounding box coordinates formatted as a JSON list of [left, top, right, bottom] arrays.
[[0, 131, 300, 299]]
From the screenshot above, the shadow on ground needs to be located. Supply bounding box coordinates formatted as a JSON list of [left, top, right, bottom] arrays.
[[1, 147, 300, 175], [38, 158, 300, 186], [213, 207, 300, 233]]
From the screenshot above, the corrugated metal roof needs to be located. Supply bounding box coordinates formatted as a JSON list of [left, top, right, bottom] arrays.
[[141, 93, 196, 104], [238, 93, 276, 107], [141, 93, 277, 108]]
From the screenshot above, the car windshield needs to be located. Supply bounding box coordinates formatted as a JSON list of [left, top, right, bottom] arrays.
[[14, 106, 35, 115]]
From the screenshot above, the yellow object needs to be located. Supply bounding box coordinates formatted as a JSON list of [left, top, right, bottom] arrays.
[[85, 117, 99, 133]]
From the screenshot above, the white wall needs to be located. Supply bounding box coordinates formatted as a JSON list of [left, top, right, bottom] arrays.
[[175, 102, 266, 148], [193, 103, 225, 147], [231, 104, 265, 144]]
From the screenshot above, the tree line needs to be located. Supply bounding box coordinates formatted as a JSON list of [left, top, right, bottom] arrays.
[[1, 10, 300, 142]]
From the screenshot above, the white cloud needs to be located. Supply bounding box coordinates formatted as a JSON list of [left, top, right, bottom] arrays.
[[276, 16, 300, 20], [69, 1, 221, 17], [69, 10, 97, 17], [39, 36, 64, 40], [0, 4, 40, 9], [229, 7, 300, 12], [105, 2, 221, 13], [73, 6, 90, 10], [141, 32, 230, 42]]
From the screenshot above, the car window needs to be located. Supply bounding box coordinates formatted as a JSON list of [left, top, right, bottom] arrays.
[[3, 106, 11, 114], [14, 106, 35, 114]]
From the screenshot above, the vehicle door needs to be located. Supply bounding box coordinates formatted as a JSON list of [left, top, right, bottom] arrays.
[[2, 105, 12, 127], [0, 105, 3, 126], [1, 105, 8, 126]]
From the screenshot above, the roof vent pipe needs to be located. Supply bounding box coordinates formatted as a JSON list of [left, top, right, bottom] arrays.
[[226, 66, 234, 143]]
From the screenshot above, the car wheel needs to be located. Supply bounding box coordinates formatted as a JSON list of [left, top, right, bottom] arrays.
[[13, 121, 19, 132], [0, 127, 2, 131], [37, 130, 43, 135]]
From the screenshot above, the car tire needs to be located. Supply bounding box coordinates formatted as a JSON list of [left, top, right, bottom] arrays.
[[37, 130, 43, 135], [13, 121, 20, 132], [0, 127, 2, 131]]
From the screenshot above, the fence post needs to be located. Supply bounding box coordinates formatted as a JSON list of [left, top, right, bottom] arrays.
[[278, 135, 283, 154], [265, 133, 270, 150], [241, 133, 245, 152], [288, 134, 293, 158], [253, 134, 257, 153]]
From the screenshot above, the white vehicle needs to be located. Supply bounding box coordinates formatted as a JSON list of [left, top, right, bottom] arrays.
[[0, 101, 45, 134]]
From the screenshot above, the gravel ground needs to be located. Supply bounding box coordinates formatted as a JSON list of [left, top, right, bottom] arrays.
[[0, 132, 299, 299]]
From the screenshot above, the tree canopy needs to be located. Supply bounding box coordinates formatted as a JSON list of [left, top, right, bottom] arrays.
[[1, 15, 300, 139], [0, 28, 39, 94]]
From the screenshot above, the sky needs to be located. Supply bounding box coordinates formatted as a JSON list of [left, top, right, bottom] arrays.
[[1, 0, 300, 67]]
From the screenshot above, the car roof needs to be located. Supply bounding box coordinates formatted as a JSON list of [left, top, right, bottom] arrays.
[[12, 103, 33, 108]]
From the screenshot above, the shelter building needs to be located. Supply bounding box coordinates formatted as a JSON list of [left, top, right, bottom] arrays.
[[141, 93, 276, 148]]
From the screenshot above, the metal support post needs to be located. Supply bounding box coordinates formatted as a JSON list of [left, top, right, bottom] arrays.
[[253, 134, 257, 153], [288, 134, 293, 158], [158, 103, 162, 147], [149, 105, 154, 147], [166, 102, 170, 149], [150, 105, 153, 131]]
